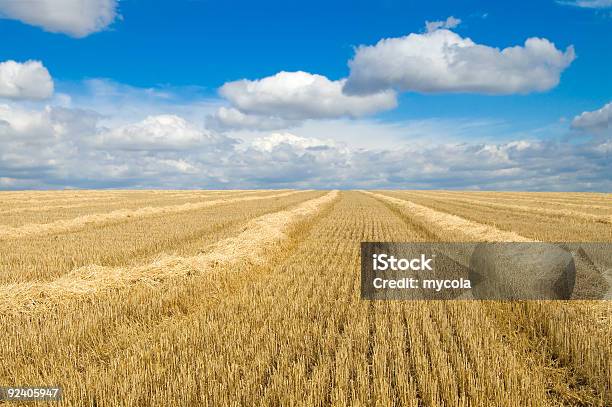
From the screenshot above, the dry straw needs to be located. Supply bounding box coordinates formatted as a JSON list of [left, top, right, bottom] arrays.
[[0, 190, 303, 240], [363, 191, 534, 242], [0, 190, 609, 405], [406, 191, 611, 224], [0, 191, 338, 313]]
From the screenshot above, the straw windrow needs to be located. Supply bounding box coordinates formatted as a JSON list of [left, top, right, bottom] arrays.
[[363, 191, 534, 242], [0, 191, 338, 312], [0, 190, 303, 240]]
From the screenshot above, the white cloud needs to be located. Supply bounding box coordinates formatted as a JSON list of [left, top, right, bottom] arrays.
[[0, 102, 233, 188], [61, 79, 222, 131], [231, 132, 352, 185], [0, 104, 50, 139], [250, 132, 336, 153], [1, 80, 609, 191], [425, 16, 461, 33], [0, 103, 96, 141], [227, 133, 611, 190], [207, 107, 297, 131], [95, 114, 229, 151], [0, 0, 118, 38], [0, 103, 99, 184], [219, 71, 397, 121], [571, 102, 611, 132], [558, 0, 612, 8], [1, 100, 609, 191], [344, 29, 575, 95], [286, 117, 508, 150], [156, 159, 199, 174], [0, 60, 53, 100]]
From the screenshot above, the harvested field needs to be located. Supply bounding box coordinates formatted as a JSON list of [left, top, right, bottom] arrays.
[[0, 190, 299, 234], [0, 190, 610, 406], [0, 191, 320, 283], [379, 190, 612, 242], [0, 190, 269, 226]]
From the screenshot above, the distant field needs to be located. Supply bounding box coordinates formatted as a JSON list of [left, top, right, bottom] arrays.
[[0, 190, 610, 406]]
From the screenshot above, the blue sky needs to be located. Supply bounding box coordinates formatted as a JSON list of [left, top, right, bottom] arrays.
[[0, 0, 610, 190]]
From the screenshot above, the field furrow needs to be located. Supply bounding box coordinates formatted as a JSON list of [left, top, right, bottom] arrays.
[[403, 190, 612, 213], [484, 302, 611, 404], [363, 191, 610, 403], [397, 191, 612, 222], [381, 190, 612, 242], [0, 190, 258, 205], [0, 191, 338, 406], [0, 190, 302, 239], [0, 190, 609, 406], [363, 191, 533, 242], [34, 192, 555, 406], [0, 191, 335, 311], [422, 191, 612, 206], [0, 190, 269, 226], [0, 191, 320, 283]]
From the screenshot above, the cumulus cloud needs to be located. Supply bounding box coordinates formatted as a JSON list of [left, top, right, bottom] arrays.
[[1, 79, 608, 191], [1, 101, 609, 191], [231, 133, 351, 185], [229, 133, 611, 190], [344, 29, 575, 95], [211, 22, 576, 132], [0, 60, 54, 100], [218, 71, 397, 121], [425, 16, 461, 33], [250, 132, 336, 153], [0, 0, 118, 38], [0, 103, 235, 188], [95, 114, 230, 151], [0, 104, 52, 140], [571, 102, 611, 132], [341, 137, 611, 191], [0, 103, 96, 141], [207, 107, 298, 131], [61, 79, 223, 135], [558, 0, 612, 8], [0, 103, 100, 184]]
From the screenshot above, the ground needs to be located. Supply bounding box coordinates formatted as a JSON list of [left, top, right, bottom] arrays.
[[0, 190, 610, 406]]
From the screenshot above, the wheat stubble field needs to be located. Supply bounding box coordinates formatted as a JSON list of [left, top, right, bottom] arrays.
[[0, 190, 610, 406]]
